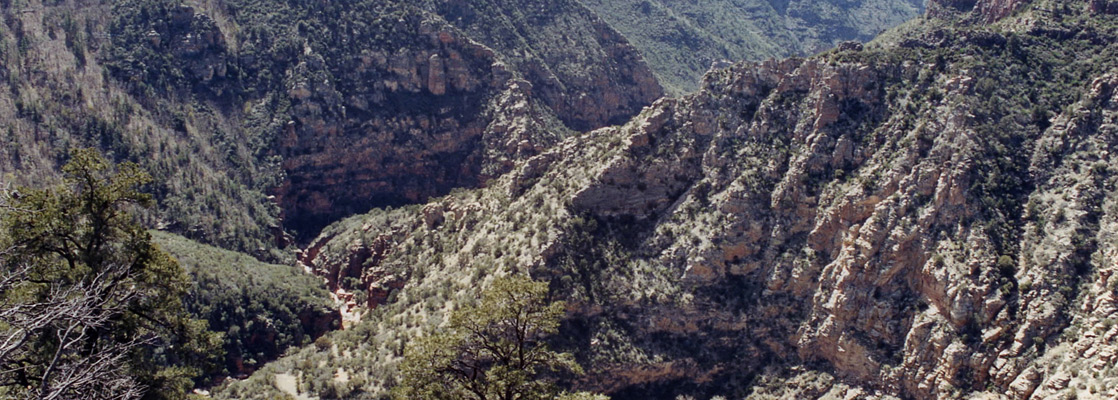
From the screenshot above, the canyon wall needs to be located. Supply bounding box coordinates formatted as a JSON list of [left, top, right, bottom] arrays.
[[248, 1, 1118, 398]]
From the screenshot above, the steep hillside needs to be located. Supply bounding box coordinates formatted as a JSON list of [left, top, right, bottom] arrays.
[[0, 0, 285, 257], [580, 0, 925, 94], [153, 231, 339, 378], [0, 0, 660, 251], [216, 0, 1118, 399]]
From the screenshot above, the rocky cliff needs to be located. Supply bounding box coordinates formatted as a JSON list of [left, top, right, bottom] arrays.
[[101, 0, 665, 239], [930, 0, 1032, 21], [217, 1, 1118, 399], [417, 0, 664, 131], [0, 0, 664, 250]]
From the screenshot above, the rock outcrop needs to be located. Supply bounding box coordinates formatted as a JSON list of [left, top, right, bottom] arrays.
[[226, 1, 1118, 399], [167, 7, 228, 86], [420, 0, 663, 131], [930, 0, 1030, 21], [1091, 0, 1118, 14], [270, 17, 526, 236]]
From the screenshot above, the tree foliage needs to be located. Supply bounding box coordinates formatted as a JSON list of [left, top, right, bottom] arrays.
[[395, 275, 601, 400], [0, 149, 221, 400], [152, 231, 337, 377]]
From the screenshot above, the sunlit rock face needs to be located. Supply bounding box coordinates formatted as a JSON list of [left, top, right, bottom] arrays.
[[289, 2, 1118, 399]]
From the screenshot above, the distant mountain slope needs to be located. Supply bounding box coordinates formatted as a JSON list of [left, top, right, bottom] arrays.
[[217, 1, 1118, 399], [581, 0, 925, 94]]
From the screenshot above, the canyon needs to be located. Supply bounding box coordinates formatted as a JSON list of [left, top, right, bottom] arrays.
[[225, 1, 1118, 398]]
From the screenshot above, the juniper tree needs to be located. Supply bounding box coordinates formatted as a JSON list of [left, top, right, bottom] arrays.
[[395, 275, 605, 400]]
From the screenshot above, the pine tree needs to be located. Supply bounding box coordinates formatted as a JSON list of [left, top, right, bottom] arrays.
[[0, 149, 221, 400]]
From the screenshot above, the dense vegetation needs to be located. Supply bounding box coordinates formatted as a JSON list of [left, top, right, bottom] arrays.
[[0, 0, 286, 259], [396, 276, 602, 400], [153, 231, 338, 379], [0, 148, 340, 397], [0, 149, 221, 399]]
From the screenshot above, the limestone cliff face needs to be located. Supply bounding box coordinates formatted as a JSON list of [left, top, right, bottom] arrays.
[[257, 1, 1118, 399], [270, 17, 533, 236]]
